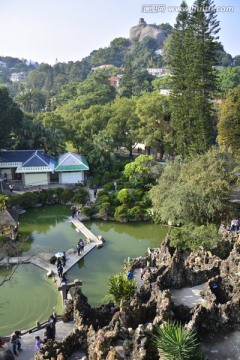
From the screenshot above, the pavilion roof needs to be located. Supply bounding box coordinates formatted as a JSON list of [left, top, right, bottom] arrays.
[[0, 209, 18, 226]]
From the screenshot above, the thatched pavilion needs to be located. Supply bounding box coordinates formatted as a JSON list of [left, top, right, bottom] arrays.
[[0, 209, 19, 240]]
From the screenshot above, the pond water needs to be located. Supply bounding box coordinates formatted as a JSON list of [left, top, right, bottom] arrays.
[[0, 205, 168, 336]]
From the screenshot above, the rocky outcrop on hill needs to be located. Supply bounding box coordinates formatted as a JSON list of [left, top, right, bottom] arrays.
[[35, 229, 240, 359], [130, 18, 167, 48]]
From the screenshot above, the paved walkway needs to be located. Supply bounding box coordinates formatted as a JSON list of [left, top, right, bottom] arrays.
[[3, 321, 86, 360], [170, 283, 206, 307]]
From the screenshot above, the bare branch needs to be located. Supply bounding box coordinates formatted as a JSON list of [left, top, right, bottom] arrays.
[[0, 264, 19, 287]]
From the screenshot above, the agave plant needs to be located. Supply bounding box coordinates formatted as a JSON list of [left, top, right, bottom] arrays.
[[152, 322, 206, 360]]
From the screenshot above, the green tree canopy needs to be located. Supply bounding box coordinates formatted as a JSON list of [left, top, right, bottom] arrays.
[[217, 86, 240, 154], [107, 97, 140, 156], [15, 115, 65, 155], [218, 66, 240, 96], [150, 148, 236, 225], [123, 155, 161, 188], [168, 0, 220, 156], [0, 86, 23, 149], [136, 93, 172, 158]]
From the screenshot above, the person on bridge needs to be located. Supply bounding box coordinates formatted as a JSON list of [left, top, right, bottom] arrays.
[[10, 330, 23, 356], [71, 205, 77, 218], [77, 240, 81, 255], [57, 263, 63, 278], [62, 252, 66, 267], [61, 274, 68, 285], [79, 239, 84, 254]]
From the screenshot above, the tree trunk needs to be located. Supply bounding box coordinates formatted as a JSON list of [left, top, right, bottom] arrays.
[[156, 144, 164, 160], [145, 145, 151, 155]]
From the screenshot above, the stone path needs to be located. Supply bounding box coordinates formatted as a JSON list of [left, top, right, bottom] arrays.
[[170, 283, 206, 307]]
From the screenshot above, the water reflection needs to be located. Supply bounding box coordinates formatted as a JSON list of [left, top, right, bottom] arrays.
[[0, 205, 168, 335], [0, 264, 62, 336]]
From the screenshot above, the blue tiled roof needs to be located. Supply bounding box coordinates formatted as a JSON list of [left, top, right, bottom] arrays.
[[0, 150, 88, 173], [0, 150, 36, 163], [21, 151, 55, 169]]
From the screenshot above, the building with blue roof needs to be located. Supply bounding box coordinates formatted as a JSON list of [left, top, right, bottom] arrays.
[[0, 150, 89, 186]]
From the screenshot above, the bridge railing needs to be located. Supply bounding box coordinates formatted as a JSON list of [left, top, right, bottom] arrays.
[[0, 314, 63, 343]]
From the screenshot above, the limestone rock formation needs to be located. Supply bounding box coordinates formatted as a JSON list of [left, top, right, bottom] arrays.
[[35, 227, 240, 359], [130, 18, 167, 47]]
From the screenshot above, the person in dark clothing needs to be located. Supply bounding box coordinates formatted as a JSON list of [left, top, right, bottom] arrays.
[[47, 314, 56, 341], [127, 269, 134, 280], [62, 252, 66, 267], [44, 324, 55, 341], [10, 330, 23, 356], [61, 274, 68, 285], [57, 263, 63, 278], [56, 257, 62, 267]]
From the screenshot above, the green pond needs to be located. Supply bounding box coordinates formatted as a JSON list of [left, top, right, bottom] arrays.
[[0, 205, 168, 336]]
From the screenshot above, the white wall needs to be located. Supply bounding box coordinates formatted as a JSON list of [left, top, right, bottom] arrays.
[[24, 173, 49, 186], [59, 171, 84, 184]]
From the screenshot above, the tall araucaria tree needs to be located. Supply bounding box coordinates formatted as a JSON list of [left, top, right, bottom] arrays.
[[168, 0, 220, 156]]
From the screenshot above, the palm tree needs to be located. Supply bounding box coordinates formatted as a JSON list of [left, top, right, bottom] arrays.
[[107, 272, 137, 306], [152, 322, 207, 360]]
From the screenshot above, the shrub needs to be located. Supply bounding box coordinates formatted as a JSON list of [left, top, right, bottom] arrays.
[[98, 195, 110, 203], [10, 192, 39, 208], [97, 190, 108, 198], [128, 205, 145, 220], [133, 189, 145, 201], [114, 204, 128, 222], [117, 189, 132, 205], [58, 189, 74, 203], [71, 188, 89, 205], [169, 223, 219, 251], [81, 206, 91, 217], [99, 202, 111, 218], [103, 182, 115, 192]]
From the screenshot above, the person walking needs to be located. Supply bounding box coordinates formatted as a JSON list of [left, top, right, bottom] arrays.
[[57, 263, 63, 278], [62, 252, 66, 267], [79, 239, 84, 253], [93, 185, 97, 198], [47, 314, 56, 341], [77, 240, 81, 256], [10, 330, 23, 356]]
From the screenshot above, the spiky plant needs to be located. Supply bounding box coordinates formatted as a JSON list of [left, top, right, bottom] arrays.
[[152, 322, 206, 360]]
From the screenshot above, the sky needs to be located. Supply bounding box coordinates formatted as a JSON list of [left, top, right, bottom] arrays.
[[0, 0, 239, 65]]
